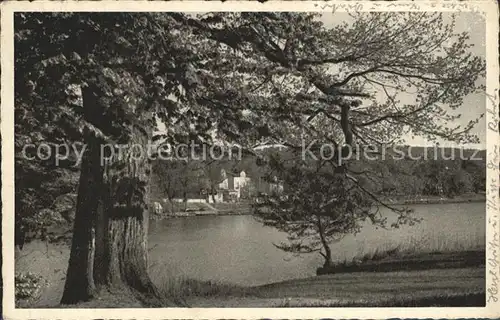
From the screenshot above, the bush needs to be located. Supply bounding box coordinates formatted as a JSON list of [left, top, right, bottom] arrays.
[[15, 272, 44, 301], [20, 207, 71, 245]]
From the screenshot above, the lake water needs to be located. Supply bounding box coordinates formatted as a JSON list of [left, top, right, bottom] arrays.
[[148, 202, 485, 286]]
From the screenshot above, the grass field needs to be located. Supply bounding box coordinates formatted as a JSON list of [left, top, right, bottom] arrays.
[[183, 267, 485, 307]]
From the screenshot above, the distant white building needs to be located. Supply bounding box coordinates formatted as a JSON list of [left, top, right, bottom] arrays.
[[153, 202, 163, 214], [218, 170, 251, 200], [169, 169, 283, 204], [172, 198, 206, 203]]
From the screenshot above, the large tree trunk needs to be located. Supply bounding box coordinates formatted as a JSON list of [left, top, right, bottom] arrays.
[[107, 214, 154, 292], [61, 84, 106, 304], [95, 110, 162, 304], [98, 158, 158, 296], [62, 83, 161, 305], [61, 136, 103, 303]]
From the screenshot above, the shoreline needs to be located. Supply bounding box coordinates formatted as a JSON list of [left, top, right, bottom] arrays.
[[154, 195, 486, 219], [316, 250, 485, 275], [381, 195, 486, 206]]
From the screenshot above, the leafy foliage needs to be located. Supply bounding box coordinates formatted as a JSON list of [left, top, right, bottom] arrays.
[[15, 272, 45, 301]]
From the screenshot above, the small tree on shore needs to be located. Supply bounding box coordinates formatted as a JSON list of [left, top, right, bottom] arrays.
[[255, 160, 383, 268]]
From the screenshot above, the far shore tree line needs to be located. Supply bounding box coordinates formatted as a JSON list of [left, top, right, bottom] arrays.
[[17, 146, 485, 245], [152, 148, 486, 206], [15, 12, 485, 305]]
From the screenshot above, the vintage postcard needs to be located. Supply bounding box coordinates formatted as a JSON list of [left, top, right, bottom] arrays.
[[2, 0, 499, 319]]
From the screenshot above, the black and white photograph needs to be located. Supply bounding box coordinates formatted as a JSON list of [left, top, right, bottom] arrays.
[[2, 1, 499, 318]]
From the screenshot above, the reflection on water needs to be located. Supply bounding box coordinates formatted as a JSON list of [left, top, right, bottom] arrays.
[[148, 202, 485, 286]]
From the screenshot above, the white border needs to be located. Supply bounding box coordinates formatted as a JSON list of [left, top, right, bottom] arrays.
[[2, 1, 499, 319]]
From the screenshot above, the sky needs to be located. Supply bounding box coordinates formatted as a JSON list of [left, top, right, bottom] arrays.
[[320, 12, 486, 149]]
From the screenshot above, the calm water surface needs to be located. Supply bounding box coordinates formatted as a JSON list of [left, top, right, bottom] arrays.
[[148, 202, 485, 286]]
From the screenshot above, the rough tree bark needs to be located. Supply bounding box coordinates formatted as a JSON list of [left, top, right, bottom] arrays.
[[60, 139, 101, 303], [61, 86, 105, 304], [98, 140, 159, 299], [62, 84, 161, 305]]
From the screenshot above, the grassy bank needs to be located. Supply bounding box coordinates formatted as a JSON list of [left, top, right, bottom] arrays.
[[250, 267, 485, 306], [173, 248, 485, 307], [49, 266, 486, 308], [319, 250, 484, 275], [84, 267, 483, 308], [150, 266, 485, 307]]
